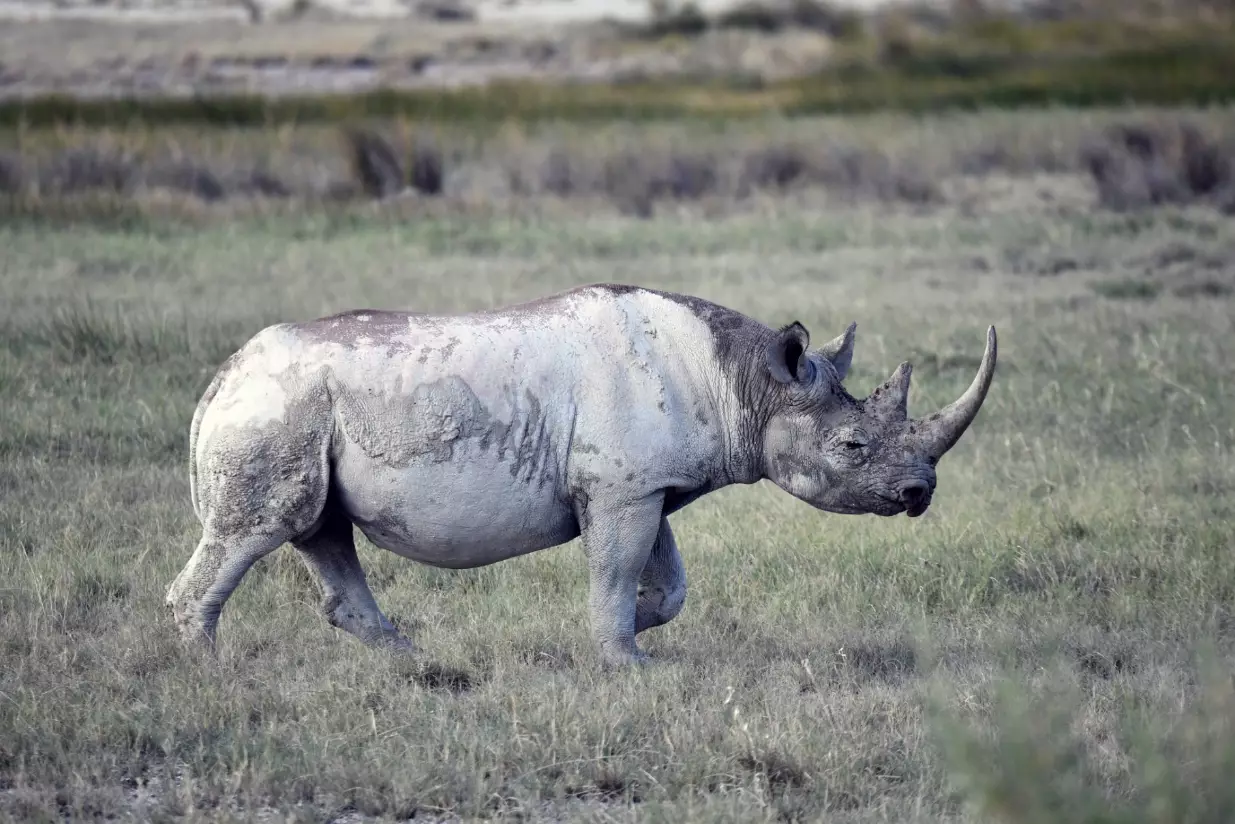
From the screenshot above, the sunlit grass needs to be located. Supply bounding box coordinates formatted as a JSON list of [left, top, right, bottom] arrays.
[[1, 110, 1233, 821]]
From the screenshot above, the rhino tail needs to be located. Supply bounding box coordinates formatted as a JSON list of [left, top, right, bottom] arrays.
[[188, 353, 235, 522]]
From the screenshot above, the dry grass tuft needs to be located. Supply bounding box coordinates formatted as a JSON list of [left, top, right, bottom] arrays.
[[345, 127, 406, 198], [0, 151, 24, 194], [238, 167, 294, 199], [2, 110, 1233, 222], [344, 127, 445, 199], [39, 147, 138, 196], [145, 162, 228, 202], [409, 138, 445, 196], [518, 137, 941, 216], [735, 141, 940, 203], [739, 143, 814, 190], [714, 0, 864, 37], [602, 149, 723, 215], [1083, 120, 1235, 213]]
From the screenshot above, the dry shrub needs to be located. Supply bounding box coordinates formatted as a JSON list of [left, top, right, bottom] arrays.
[[526, 140, 935, 214], [345, 128, 405, 198], [716, 0, 864, 36], [740, 144, 813, 190], [539, 147, 581, 196], [42, 153, 296, 203], [4, 130, 944, 214], [344, 127, 445, 198], [610, 150, 720, 200], [0, 152, 25, 195], [954, 141, 1074, 176], [614, 149, 721, 215], [39, 148, 137, 196], [146, 162, 228, 202], [814, 145, 940, 203], [1083, 120, 1235, 213], [0, 137, 302, 205], [643, 0, 710, 38], [409, 140, 445, 196], [741, 142, 940, 203], [529, 146, 722, 214], [414, 0, 476, 21], [238, 168, 293, 199], [641, 0, 862, 38]]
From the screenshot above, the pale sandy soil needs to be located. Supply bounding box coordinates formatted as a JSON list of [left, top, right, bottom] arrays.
[[0, 0, 1053, 101], [0, 0, 920, 25], [0, 5, 846, 99]]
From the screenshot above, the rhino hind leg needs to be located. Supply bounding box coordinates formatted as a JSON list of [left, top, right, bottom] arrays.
[[167, 416, 331, 650], [635, 517, 688, 635], [166, 530, 288, 648], [293, 512, 414, 653]]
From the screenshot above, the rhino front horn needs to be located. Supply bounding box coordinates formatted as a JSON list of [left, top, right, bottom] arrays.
[[917, 326, 997, 458]]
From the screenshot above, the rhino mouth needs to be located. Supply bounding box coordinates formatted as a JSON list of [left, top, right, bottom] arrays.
[[875, 493, 931, 518]]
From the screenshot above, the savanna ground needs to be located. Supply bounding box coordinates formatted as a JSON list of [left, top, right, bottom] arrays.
[[2, 105, 1235, 822]]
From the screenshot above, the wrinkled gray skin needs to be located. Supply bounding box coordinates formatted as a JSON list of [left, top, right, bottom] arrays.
[[166, 284, 996, 666]]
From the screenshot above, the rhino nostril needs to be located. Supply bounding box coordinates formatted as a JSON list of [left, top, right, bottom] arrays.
[[899, 481, 929, 506]]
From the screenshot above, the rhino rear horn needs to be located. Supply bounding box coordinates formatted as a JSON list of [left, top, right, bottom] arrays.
[[869, 361, 913, 420]]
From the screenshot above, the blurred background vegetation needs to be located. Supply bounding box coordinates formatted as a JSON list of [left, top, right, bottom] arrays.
[[1, 0, 1233, 223], [3, 0, 1235, 125], [1, 0, 1233, 225]]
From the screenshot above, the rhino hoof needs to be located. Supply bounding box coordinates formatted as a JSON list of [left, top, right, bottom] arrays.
[[601, 648, 651, 669], [383, 636, 418, 656]]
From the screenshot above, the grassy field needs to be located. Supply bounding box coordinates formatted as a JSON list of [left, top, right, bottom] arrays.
[[2, 107, 1235, 822]]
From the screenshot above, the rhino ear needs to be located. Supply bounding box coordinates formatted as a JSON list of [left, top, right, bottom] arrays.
[[768, 321, 811, 384], [818, 322, 856, 381]]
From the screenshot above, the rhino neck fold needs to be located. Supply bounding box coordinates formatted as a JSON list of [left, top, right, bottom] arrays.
[[716, 349, 779, 488], [628, 285, 779, 488]]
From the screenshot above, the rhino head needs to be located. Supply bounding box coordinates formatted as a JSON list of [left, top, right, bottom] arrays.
[[756, 320, 997, 518]]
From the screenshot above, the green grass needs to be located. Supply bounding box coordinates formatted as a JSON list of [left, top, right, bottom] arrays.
[[1, 110, 1235, 822]]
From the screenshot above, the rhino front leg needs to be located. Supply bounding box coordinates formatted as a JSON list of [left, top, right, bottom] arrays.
[[636, 517, 687, 635], [292, 514, 415, 653], [578, 493, 665, 667]]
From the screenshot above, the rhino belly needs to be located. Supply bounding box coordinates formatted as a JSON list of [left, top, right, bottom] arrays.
[[331, 448, 579, 569]]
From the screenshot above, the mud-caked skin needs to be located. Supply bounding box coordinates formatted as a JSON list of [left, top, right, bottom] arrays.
[[166, 284, 997, 666]]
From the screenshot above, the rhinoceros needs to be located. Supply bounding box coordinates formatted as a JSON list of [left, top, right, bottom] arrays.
[[166, 284, 996, 666]]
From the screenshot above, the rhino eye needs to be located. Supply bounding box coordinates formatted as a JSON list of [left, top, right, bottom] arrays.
[[835, 430, 869, 452]]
